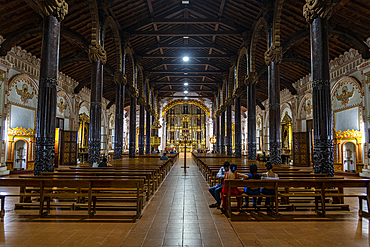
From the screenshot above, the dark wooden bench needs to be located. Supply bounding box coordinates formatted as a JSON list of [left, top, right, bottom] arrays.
[[0, 178, 144, 219], [223, 178, 370, 218]]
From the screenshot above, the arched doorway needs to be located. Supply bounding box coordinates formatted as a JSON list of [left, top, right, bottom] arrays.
[[14, 140, 27, 170]]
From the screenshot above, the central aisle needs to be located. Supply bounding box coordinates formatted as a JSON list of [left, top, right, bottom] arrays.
[[121, 153, 243, 247]]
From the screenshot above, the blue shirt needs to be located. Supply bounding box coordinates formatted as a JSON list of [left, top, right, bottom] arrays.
[[247, 173, 261, 179]]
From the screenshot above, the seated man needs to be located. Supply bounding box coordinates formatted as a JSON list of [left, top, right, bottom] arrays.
[[209, 162, 230, 208], [98, 157, 108, 167], [160, 152, 169, 160]]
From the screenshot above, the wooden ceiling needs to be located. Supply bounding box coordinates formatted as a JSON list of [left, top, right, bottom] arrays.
[[1, 0, 370, 109]]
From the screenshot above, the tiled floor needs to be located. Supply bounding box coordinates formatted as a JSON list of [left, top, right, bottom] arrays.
[[0, 154, 369, 246]]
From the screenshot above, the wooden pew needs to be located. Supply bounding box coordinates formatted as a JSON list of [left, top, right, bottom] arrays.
[[42, 170, 155, 196], [223, 179, 370, 218], [0, 178, 145, 219]]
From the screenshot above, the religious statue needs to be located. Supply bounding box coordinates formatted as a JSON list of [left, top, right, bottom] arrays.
[[57, 98, 67, 114], [304, 100, 312, 115], [16, 84, 34, 104]]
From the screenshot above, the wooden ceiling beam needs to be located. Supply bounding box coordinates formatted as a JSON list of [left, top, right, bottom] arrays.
[[152, 82, 218, 85], [131, 30, 241, 37], [141, 54, 230, 58], [149, 70, 224, 74], [159, 90, 215, 93]]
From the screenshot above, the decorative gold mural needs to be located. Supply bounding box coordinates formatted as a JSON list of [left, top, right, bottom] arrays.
[[7, 127, 35, 137], [162, 99, 210, 117], [16, 84, 34, 104], [304, 100, 312, 115], [336, 86, 354, 106], [333, 129, 362, 140], [57, 98, 67, 114]]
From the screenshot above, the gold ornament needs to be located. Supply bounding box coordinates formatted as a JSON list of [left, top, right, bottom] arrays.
[[8, 127, 35, 137], [304, 100, 313, 115], [37, 0, 68, 21], [264, 45, 282, 66], [336, 86, 354, 106], [303, 0, 336, 23], [334, 129, 362, 140], [244, 71, 258, 85], [88, 43, 107, 64], [16, 84, 34, 104], [57, 98, 67, 114], [114, 71, 127, 85]]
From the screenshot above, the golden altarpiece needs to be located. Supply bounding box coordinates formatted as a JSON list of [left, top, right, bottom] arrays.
[[166, 104, 206, 152], [78, 113, 89, 162]]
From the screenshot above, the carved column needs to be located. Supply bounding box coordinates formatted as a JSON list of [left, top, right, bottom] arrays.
[[34, 0, 68, 175], [226, 105, 232, 155], [146, 110, 151, 154], [213, 117, 217, 152], [138, 105, 145, 155], [216, 115, 220, 153], [220, 111, 225, 154], [129, 97, 137, 158], [87, 9, 106, 164], [113, 78, 125, 160], [246, 41, 257, 161], [304, 0, 334, 176], [265, 8, 282, 166], [235, 97, 242, 158], [113, 34, 129, 160]]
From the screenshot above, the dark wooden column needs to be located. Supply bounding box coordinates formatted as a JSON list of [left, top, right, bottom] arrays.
[[234, 97, 242, 158], [216, 115, 220, 153], [138, 105, 145, 155], [113, 76, 125, 159], [265, 8, 282, 166], [34, 2, 68, 175], [226, 105, 232, 155], [304, 1, 334, 176], [245, 39, 257, 161], [213, 117, 216, 152], [87, 9, 106, 164], [113, 34, 129, 160], [129, 97, 137, 157], [247, 82, 257, 160], [220, 111, 225, 154], [146, 110, 151, 154]]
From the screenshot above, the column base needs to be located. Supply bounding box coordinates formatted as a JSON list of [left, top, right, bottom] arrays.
[[34, 137, 55, 175], [313, 139, 334, 177], [270, 141, 282, 166], [113, 146, 123, 160], [248, 143, 257, 160], [88, 141, 100, 164]]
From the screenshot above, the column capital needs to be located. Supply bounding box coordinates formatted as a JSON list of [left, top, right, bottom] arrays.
[[127, 85, 139, 98], [37, 0, 68, 21], [264, 45, 282, 66], [114, 71, 127, 85], [88, 42, 107, 64], [303, 0, 338, 23], [245, 71, 258, 85]]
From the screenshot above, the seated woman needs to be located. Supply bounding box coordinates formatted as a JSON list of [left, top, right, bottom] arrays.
[[261, 161, 279, 206], [221, 163, 248, 214], [244, 164, 262, 207]]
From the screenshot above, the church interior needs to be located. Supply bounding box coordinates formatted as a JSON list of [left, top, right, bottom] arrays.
[[1, 0, 370, 246]]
